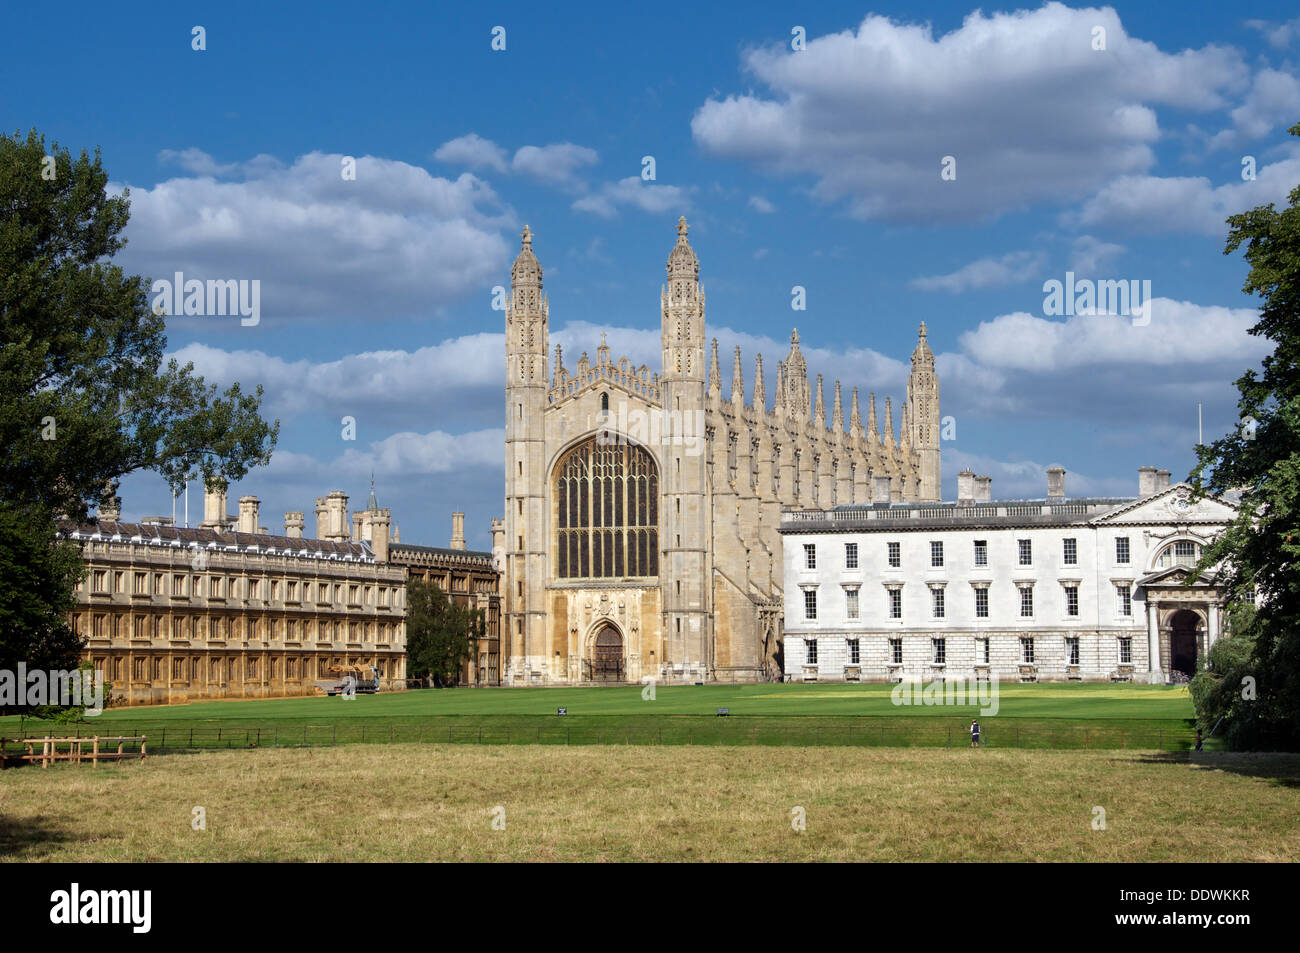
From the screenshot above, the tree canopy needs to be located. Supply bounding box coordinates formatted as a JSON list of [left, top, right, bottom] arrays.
[[1189, 121, 1300, 750], [405, 580, 482, 688]]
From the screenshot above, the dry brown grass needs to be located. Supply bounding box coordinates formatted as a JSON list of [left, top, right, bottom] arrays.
[[1, 745, 1296, 862]]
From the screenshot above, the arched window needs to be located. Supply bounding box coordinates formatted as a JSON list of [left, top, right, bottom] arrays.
[[600, 392, 609, 415], [555, 437, 659, 579], [1155, 540, 1200, 569]]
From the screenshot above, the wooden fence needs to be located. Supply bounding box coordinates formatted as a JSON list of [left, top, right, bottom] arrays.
[[0, 735, 146, 768]]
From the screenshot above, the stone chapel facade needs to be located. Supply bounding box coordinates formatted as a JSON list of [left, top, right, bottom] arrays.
[[502, 217, 940, 684]]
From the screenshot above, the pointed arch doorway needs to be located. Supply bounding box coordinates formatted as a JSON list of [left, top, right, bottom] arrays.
[[588, 624, 625, 682]]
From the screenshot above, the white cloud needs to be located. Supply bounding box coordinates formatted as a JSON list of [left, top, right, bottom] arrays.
[[1245, 17, 1300, 50], [117, 150, 512, 321], [691, 4, 1249, 222], [572, 177, 691, 218], [1068, 235, 1126, 275], [958, 298, 1267, 372], [432, 134, 509, 174], [911, 251, 1047, 293], [1070, 152, 1300, 234], [748, 195, 776, 214], [511, 143, 598, 186]]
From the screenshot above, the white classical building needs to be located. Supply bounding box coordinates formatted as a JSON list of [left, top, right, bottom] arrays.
[[780, 467, 1238, 684]]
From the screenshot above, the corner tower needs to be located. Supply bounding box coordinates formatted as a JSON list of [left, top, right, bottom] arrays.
[[504, 225, 549, 680], [660, 217, 711, 675], [908, 322, 941, 501]]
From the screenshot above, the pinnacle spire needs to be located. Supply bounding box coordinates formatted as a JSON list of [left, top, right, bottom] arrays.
[[850, 386, 862, 434], [867, 392, 879, 441], [814, 374, 825, 426], [709, 338, 721, 397], [884, 396, 895, 447], [753, 353, 766, 412], [832, 380, 843, 431], [731, 345, 745, 408]]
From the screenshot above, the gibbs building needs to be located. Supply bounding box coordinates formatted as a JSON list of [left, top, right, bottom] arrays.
[[502, 217, 940, 685]]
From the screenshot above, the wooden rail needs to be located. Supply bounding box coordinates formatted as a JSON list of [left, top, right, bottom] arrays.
[[0, 736, 146, 769]]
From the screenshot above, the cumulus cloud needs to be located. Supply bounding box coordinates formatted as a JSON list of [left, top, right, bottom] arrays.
[[116, 150, 512, 321], [1245, 16, 1300, 50], [432, 133, 509, 173], [1068, 235, 1126, 275], [958, 298, 1267, 372], [1070, 152, 1300, 234], [692, 3, 1249, 222], [571, 177, 692, 218], [911, 251, 1048, 293], [511, 143, 599, 186], [433, 134, 599, 187], [748, 195, 776, 213]]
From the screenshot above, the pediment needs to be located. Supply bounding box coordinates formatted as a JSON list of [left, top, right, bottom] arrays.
[[1093, 483, 1237, 526]]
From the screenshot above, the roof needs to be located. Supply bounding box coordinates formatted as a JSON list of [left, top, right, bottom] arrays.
[[61, 519, 376, 562], [781, 497, 1136, 533], [389, 542, 495, 563]]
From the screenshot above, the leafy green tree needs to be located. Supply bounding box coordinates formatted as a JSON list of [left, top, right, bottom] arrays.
[[405, 580, 482, 688], [1190, 120, 1300, 750], [0, 128, 278, 704]]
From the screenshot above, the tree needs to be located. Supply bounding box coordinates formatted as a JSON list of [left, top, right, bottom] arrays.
[[405, 580, 482, 688], [1189, 120, 1300, 750], [0, 128, 278, 699]]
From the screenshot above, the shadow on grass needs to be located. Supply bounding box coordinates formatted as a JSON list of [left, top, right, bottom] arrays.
[[0, 814, 74, 860], [1120, 750, 1300, 786]]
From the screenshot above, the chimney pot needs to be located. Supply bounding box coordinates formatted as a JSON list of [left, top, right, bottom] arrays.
[[1138, 466, 1158, 498], [957, 469, 976, 506], [1047, 466, 1066, 499]]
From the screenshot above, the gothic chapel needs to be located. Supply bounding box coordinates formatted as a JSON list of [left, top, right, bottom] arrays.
[[502, 217, 940, 684]]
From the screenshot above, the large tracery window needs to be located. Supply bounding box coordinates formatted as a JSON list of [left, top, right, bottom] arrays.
[[556, 438, 659, 579]]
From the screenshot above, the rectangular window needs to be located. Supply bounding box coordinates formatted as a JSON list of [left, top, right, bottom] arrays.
[[1063, 538, 1077, 565], [1116, 537, 1130, 565], [1018, 539, 1032, 566], [930, 541, 944, 567], [1065, 585, 1079, 617], [1019, 586, 1034, 617], [1067, 636, 1080, 665], [1117, 585, 1132, 617], [889, 638, 903, 664], [845, 588, 860, 620], [974, 540, 987, 567], [1021, 637, 1035, 663], [933, 638, 946, 664], [978, 637, 990, 663], [888, 589, 902, 619], [975, 587, 989, 618], [803, 589, 817, 620], [1119, 636, 1132, 664], [844, 543, 858, 569], [804, 544, 816, 570], [931, 588, 945, 619], [805, 638, 818, 664], [887, 541, 900, 568], [848, 638, 860, 664]]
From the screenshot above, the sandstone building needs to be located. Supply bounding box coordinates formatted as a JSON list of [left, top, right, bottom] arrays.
[[502, 218, 941, 684], [781, 467, 1236, 684], [66, 485, 408, 706]]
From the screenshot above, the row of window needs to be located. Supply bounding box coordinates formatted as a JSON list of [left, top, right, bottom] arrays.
[[92, 654, 397, 682], [802, 583, 1134, 621], [804, 536, 1193, 571], [78, 613, 400, 644], [88, 570, 398, 606], [802, 635, 1134, 666]]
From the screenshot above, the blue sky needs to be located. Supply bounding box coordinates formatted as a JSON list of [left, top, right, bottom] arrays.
[[5, 0, 1299, 549]]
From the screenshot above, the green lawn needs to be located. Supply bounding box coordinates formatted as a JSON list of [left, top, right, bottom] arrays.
[[0, 682, 1204, 751]]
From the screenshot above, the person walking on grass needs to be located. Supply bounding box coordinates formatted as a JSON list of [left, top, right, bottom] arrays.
[[970, 719, 980, 747]]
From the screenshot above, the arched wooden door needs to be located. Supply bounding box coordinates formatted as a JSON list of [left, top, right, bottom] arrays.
[[590, 625, 624, 682]]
